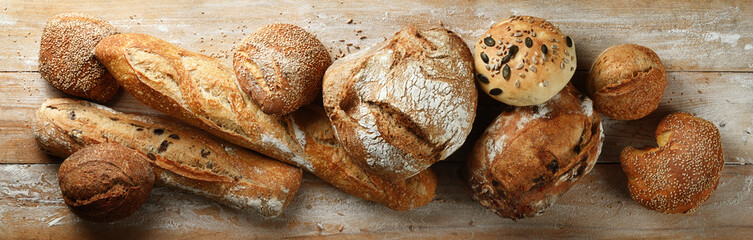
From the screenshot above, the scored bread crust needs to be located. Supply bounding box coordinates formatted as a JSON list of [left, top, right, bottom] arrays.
[[463, 84, 603, 219], [33, 98, 301, 217], [323, 25, 477, 180], [620, 113, 724, 214], [234, 23, 331, 116], [39, 13, 119, 102], [94, 33, 437, 210]]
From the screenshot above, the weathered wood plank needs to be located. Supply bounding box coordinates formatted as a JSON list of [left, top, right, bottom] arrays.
[[1, 163, 752, 239], [1, 71, 750, 164], [1, 0, 751, 72]]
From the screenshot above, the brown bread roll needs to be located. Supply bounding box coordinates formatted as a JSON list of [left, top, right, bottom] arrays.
[[474, 16, 577, 106], [462, 84, 603, 219], [39, 13, 119, 102], [322, 25, 477, 180], [621, 113, 724, 213], [234, 24, 331, 115], [58, 143, 154, 223], [586, 44, 666, 120]]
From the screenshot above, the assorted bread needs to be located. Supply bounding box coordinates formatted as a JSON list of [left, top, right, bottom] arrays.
[[621, 113, 724, 213], [323, 25, 477, 180], [39, 13, 120, 102], [57, 143, 154, 223]]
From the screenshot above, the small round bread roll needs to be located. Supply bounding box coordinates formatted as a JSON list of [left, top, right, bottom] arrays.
[[462, 84, 603, 219], [621, 113, 724, 214], [323, 25, 477, 180], [233, 24, 332, 115], [39, 13, 119, 102], [474, 16, 577, 106], [586, 44, 666, 120], [58, 143, 155, 222]]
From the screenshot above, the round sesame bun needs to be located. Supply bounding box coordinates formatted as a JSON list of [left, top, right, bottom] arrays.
[[233, 24, 332, 116], [621, 113, 724, 214], [587, 44, 666, 120], [473, 16, 576, 106], [39, 13, 119, 102]]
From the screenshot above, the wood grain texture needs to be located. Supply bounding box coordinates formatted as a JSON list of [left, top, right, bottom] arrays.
[[1, 163, 752, 239], [0, 0, 752, 72]]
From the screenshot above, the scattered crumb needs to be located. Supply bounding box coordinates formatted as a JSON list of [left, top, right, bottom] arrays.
[[338, 225, 344, 232], [337, 212, 344, 216], [409, 225, 414, 232], [469, 221, 475, 226], [347, 19, 353, 24]]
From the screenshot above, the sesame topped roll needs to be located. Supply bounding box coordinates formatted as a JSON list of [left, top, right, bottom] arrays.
[[474, 16, 576, 106]]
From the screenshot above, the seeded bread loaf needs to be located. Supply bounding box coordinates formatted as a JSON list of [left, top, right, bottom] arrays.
[[462, 85, 603, 219], [474, 16, 576, 106], [322, 25, 477, 180], [39, 13, 119, 102], [32, 98, 302, 217], [94, 33, 438, 210]]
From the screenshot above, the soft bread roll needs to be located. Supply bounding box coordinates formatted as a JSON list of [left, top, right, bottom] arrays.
[[462, 84, 603, 219], [323, 25, 477, 180], [39, 13, 119, 102], [58, 143, 154, 223], [474, 16, 576, 106], [234, 24, 331, 115], [587, 44, 666, 120], [621, 113, 724, 213]]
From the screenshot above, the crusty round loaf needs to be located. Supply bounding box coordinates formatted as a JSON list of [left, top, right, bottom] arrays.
[[233, 23, 331, 116], [462, 84, 603, 219], [474, 16, 576, 106], [58, 143, 154, 222], [39, 13, 119, 102], [586, 44, 666, 120], [621, 113, 724, 214], [323, 25, 477, 180]]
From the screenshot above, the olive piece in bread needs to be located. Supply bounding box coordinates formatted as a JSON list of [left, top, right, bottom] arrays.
[[586, 44, 666, 120], [39, 13, 119, 102], [474, 16, 577, 106], [621, 113, 724, 213]]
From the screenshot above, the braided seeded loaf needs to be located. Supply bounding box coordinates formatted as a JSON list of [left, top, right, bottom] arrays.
[[94, 33, 438, 210], [32, 98, 302, 217]]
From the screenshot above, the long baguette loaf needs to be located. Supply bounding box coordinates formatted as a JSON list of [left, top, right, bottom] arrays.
[[32, 98, 302, 217], [94, 33, 438, 210]]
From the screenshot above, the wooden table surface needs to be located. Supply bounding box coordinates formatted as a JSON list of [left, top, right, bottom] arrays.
[[1, 0, 752, 239]]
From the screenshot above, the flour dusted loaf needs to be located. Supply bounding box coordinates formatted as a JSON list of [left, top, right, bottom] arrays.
[[234, 24, 331, 115], [621, 113, 724, 213], [94, 33, 438, 210], [323, 25, 477, 180], [462, 84, 603, 219], [39, 13, 119, 102], [474, 16, 576, 106], [33, 98, 302, 217], [58, 143, 154, 223]]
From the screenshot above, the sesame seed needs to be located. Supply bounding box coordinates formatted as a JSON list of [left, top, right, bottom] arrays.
[[515, 38, 522, 43], [516, 62, 524, 69], [552, 45, 559, 50], [530, 65, 537, 72], [531, 32, 536, 37], [519, 73, 525, 77], [560, 62, 565, 69], [514, 32, 523, 37], [515, 80, 520, 88], [532, 57, 538, 64]]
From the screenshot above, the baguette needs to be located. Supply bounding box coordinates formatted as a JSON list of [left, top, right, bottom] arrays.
[[94, 33, 438, 210], [32, 98, 302, 217]]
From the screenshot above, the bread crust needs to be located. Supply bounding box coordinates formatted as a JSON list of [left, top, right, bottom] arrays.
[[39, 13, 119, 102], [322, 25, 477, 180], [33, 98, 302, 217], [462, 84, 603, 219], [587, 44, 666, 120], [620, 113, 724, 213], [58, 143, 154, 222], [94, 33, 437, 210], [234, 24, 331, 116]]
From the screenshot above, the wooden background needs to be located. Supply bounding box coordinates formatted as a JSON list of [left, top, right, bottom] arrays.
[[1, 0, 752, 239]]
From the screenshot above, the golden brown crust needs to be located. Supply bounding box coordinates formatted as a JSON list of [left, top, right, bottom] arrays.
[[234, 24, 331, 116], [58, 143, 154, 223], [94, 33, 437, 210], [39, 13, 119, 102], [474, 16, 577, 106], [620, 113, 724, 214], [33, 98, 301, 217], [322, 25, 477, 180], [462, 85, 603, 219], [586, 44, 666, 120]]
